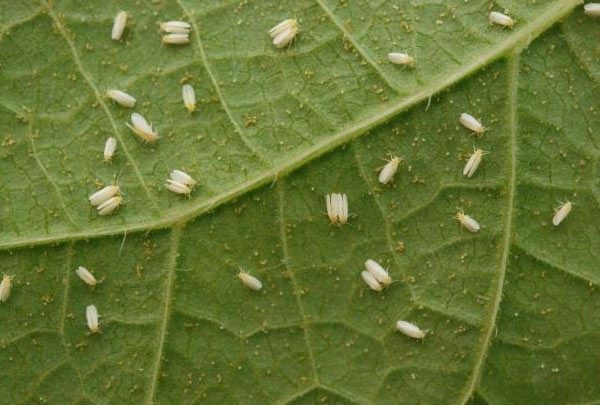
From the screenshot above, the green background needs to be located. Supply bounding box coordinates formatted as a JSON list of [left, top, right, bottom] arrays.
[[0, 0, 599, 403]]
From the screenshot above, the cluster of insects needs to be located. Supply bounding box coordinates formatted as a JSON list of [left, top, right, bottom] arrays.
[[5, 6, 592, 344]]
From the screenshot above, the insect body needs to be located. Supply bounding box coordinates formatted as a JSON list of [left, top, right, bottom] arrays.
[[463, 148, 484, 177], [365, 259, 392, 286], [459, 113, 485, 135], [126, 113, 158, 142], [106, 89, 136, 108], [361, 271, 382, 292], [396, 320, 426, 339], [388, 52, 414, 66], [456, 210, 480, 232], [238, 269, 263, 291], [0, 275, 13, 302], [552, 201, 572, 226], [86, 305, 100, 333], [489, 11, 515, 28], [182, 84, 196, 112], [269, 19, 299, 48], [103, 137, 117, 162], [379, 156, 402, 184], [76, 267, 98, 286], [112, 11, 128, 40], [325, 193, 348, 224]]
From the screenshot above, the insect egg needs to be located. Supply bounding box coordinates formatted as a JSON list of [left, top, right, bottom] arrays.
[[112, 11, 128, 40], [552, 201, 572, 226], [86, 305, 100, 333], [396, 320, 426, 339], [489, 11, 515, 28]]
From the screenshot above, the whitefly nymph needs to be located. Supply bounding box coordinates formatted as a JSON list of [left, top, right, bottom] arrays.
[[552, 201, 572, 226], [269, 18, 299, 48], [396, 320, 426, 339], [160, 21, 191, 33], [459, 113, 485, 135], [489, 11, 515, 28], [238, 269, 263, 291], [365, 259, 392, 286], [106, 89, 136, 108], [325, 193, 348, 224], [463, 148, 484, 178], [0, 275, 13, 302], [112, 11, 128, 41], [126, 112, 158, 142], [361, 270, 382, 292], [388, 52, 414, 66], [379, 156, 402, 185], [103, 137, 117, 162], [86, 304, 100, 333], [76, 267, 98, 287], [182, 84, 196, 113], [456, 210, 480, 233]]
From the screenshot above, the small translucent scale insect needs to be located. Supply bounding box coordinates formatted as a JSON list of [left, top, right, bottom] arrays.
[[379, 156, 402, 185], [89, 185, 120, 206], [489, 11, 515, 28], [182, 84, 196, 113], [365, 259, 392, 286], [126, 113, 158, 142], [361, 271, 382, 292], [238, 269, 263, 291], [0, 275, 13, 302], [106, 89, 136, 108], [97, 196, 124, 216], [165, 169, 196, 196], [459, 113, 485, 135], [76, 267, 98, 287], [552, 201, 572, 226], [456, 210, 480, 233], [396, 320, 426, 339], [325, 193, 348, 224], [388, 52, 414, 66], [86, 305, 100, 333], [162, 33, 190, 45], [103, 137, 117, 162], [269, 19, 299, 48], [112, 11, 128, 41], [463, 148, 484, 178], [160, 21, 191, 33]]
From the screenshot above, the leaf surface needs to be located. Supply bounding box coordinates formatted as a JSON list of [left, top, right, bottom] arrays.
[[1, 1, 599, 404]]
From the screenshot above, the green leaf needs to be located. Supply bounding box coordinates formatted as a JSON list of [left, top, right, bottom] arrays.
[[0, 0, 598, 403]]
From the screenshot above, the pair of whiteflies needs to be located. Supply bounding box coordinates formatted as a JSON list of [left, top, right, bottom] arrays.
[[161, 20, 191, 45], [361, 259, 393, 292], [88, 185, 123, 216], [165, 170, 197, 196]]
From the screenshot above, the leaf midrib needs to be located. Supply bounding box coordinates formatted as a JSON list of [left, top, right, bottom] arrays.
[[0, 0, 581, 251]]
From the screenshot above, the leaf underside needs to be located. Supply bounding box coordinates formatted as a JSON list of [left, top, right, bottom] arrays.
[[1, 0, 599, 404]]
